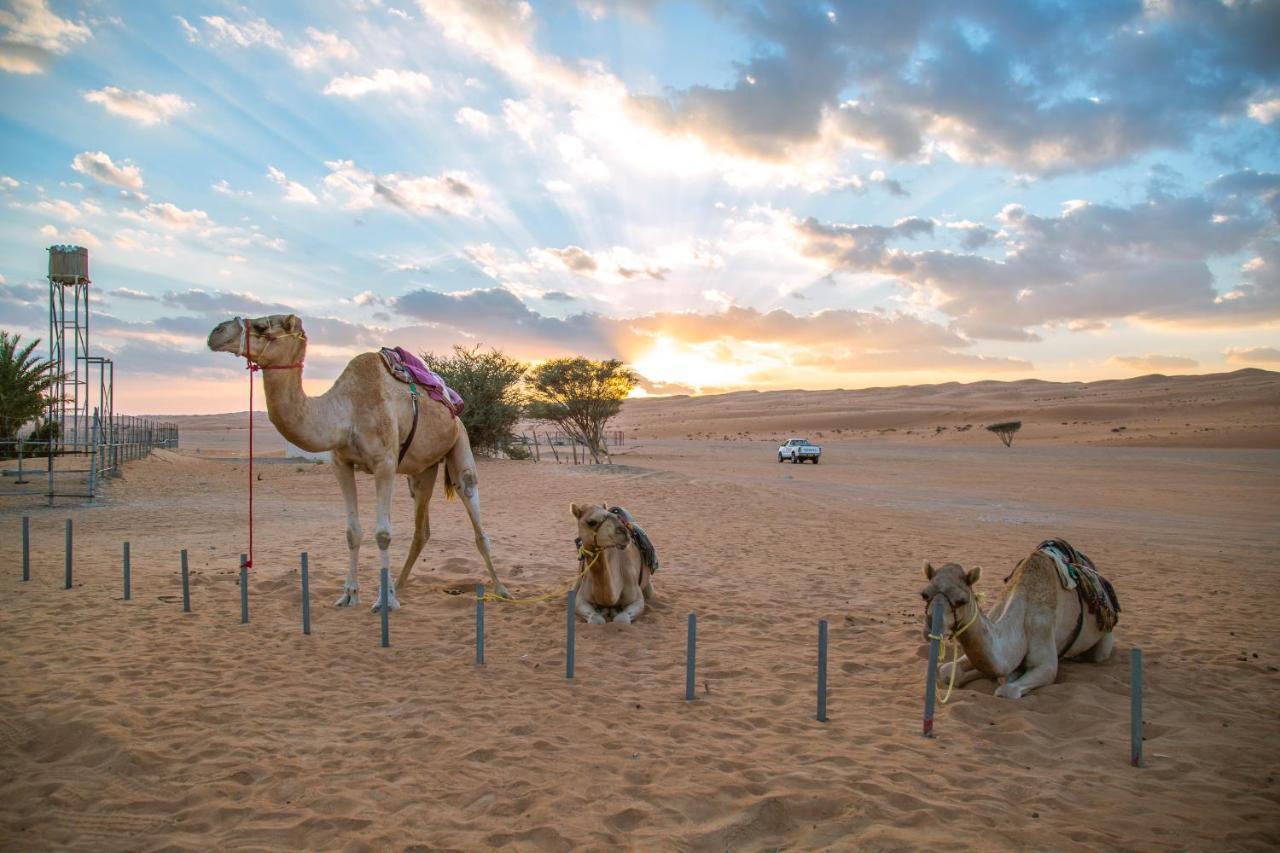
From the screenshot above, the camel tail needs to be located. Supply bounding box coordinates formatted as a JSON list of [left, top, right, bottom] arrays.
[[444, 466, 456, 501]]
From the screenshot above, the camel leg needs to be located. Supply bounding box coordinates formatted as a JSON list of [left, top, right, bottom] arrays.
[[1082, 631, 1115, 663], [395, 465, 438, 593], [576, 593, 607, 625], [446, 434, 510, 599], [370, 467, 401, 613], [940, 654, 985, 688], [613, 595, 645, 624], [995, 624, 1059, 699], [333, 459, 362, 607]]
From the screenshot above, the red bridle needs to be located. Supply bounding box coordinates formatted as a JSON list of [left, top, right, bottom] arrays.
[[240, 317, 305, 372]]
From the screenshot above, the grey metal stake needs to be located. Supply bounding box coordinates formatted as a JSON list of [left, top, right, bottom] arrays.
[[180, 549, 191, 612], [379, 565, 390, 648], [817, 618, 829, 722], [475, 583, 485, 665], [566, 588, 576, 679], [64, 518, 72, 589], [240, 553, 249, 624], [123, 541, 131, 600], [923, 597, 944, 737], [21, 516, 29, 581], [1131, 647, 1144, 767], [300, 552, 311, 635], [685, 613, 697, 700]]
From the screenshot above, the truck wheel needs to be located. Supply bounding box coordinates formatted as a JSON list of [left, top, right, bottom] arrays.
[[777, 453, 784, 463], [812, 457, 819, 465], [791, 456, 799, 463]]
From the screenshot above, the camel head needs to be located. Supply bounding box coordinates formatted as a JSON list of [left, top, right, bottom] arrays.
[[920, 561, 981, 640], [571, 503, 629, 551], [207, 314, 307, 367]]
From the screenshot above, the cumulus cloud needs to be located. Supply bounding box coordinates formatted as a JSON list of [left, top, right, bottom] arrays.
[[0, 0, 91, 75], [136, 202, 212, 230], [291, 27, 356, 68], [322, 159, 482, 217], [324, 69, 432, 97], [1225, 346, 1280, 365], [266, 166, 318, 204], [83, 87, 192, 125], [1109, 354, 1199, 372], [71, 151, 143, 190], [455, 106, 492, 133]]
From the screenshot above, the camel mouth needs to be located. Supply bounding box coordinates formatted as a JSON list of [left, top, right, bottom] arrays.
[[207, 320, 243, 354]]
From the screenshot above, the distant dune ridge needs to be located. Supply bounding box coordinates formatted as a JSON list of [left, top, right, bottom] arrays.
[[151, 368, 1280, 454]]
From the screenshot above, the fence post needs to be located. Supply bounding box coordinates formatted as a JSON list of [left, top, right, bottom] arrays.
[[123, 541, 130, 600], [476, 583, 485, 665], [300, 552, 311, 635], [64, 518, 73, 589], [1131, 648, 1144, 767], [566, 589, 576, 679], [923, 598, 944, 737], [22, 516, 29, 581], [685, 612, 697, 700], [240, 554, 249, 624], [817, 618, 829, 722], [379, 565, 390, 648], [180, 549, 191, 612]]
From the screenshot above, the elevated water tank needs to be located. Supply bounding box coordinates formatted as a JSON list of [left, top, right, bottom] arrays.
[[48, 245, 90, 284]]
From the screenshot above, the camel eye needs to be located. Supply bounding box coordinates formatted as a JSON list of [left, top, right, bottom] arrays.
[[920, 591, 929, 601]]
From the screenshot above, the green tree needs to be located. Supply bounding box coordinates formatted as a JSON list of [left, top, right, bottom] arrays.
[[0, 331, 58, 456], [421, 344, 527, 457], [525, 357, 636, 463]]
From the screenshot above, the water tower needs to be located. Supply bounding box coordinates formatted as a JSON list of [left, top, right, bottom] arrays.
[[47, 245, 112, 449]]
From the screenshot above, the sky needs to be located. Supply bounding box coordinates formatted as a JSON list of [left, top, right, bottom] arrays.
[[0, 0, 1278, 414]]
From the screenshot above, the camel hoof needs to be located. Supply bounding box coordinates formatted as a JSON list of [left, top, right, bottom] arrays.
[[613, 612, 633, 624], [586, 613, 606, 625], [494, 584, 511, 600], [335, 591, 359, 607], [370, 592, 401, 613], [994, 684, 1022, 700]]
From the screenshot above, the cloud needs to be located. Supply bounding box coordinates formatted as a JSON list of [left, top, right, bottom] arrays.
[[322, 159, 482, 217], [266, 166, 318, 204], [200, 14, 283, 49], [0, 175, 18, 190], [455, 107, 492, 133], [546, 245, 597, 273], [110, 287, 155, 301], [324, 69, 432, 97], [137, 202, 213, 230], [71, 151, 144, 190], [0, 0, 92, 75], [1225, 346, 1280, 365], [291, 27, 356, 68], [175, 15, 198, 43], [1109, 354, 1199, 372], [83, 87, 193, 125], [1250, 98, 1280, 124]]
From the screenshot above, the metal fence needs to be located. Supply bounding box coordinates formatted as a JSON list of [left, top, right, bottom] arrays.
[[0, 413, 179, 505]]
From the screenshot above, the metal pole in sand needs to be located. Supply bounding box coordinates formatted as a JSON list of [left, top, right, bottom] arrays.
[[64, 518, 72, 589], [685, 612, 697, 700], [475, 583, 485, 665], [240, 553, 249, 624], [379, 566, 390, 648], [180, 549, 191, 612], [300, 552, 311, 636], [923, 598, 944, 737], [123, 541, 131, 601], [817, 618, 829, 722], [21, 516, 29, 582], [566, 589, 576, 679], [1131, 648, 1144, 767]]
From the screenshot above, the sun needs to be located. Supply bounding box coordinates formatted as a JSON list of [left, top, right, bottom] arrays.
[[630, 336, 775, 393]]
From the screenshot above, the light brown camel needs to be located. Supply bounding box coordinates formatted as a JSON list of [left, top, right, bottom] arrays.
[[570, 503, 654, 624], [919, 546, 1117, 699], [207, 314, 509, 610]]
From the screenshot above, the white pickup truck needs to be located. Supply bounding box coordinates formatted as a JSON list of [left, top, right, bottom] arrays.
[[778, 437, 821, 464]]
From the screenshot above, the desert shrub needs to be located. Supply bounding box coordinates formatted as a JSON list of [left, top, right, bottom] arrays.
[[986, 420, 1022, 447], [526, 357, 637, 464], [421, 345, 527, 457]]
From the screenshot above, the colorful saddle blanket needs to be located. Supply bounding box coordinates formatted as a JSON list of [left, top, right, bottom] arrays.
[[609, 506, 659, 574], [1036, 538, 1121, 632], [378, 347, 464, 418]]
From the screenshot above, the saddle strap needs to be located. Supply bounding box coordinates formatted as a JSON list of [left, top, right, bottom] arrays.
[[398, 391, 419, 465]]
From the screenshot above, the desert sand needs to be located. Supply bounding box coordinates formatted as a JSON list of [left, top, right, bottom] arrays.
[[2, 369, 1279, 850]]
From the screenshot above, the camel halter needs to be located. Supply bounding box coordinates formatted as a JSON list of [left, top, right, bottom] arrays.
[[468, 519, 622, 605], [928, 590, 985, 705], [236, 317, 306, 573]]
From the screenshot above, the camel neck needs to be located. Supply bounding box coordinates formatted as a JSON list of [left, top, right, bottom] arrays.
[[588, 548, 625, 606], [956, 592, 1027, 676], [260, 360, 345, 453]]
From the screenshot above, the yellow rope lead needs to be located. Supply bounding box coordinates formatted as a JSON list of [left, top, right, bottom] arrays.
[[928, 591, 985, 705], [474, 546, 602, 605]]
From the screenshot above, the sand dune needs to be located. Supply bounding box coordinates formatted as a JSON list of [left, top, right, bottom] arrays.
[[2, 372, 1278, 849]]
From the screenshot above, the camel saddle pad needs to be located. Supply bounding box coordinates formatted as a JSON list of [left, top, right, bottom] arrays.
[[609, 506, 659, 573], [1037, 538, 1121, 631], [378, 347, 464, 419]]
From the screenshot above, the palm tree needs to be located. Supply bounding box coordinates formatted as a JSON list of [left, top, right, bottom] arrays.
[[0, 331, 58, 454]]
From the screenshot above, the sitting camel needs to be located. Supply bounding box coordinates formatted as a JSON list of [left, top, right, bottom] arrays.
[[208, 314, 509, 610], [570, 504, 656, 624], [919, 539, 1120, 699]]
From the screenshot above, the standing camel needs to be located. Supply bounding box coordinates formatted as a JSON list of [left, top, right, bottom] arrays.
[[208, 314, 509, 610]]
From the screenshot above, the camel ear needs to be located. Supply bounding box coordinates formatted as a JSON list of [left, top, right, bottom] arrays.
[[923, 561, 934, 580], [966, 566, 982, 586], [570, 503, 585, 519], [283, 314, 301, 332]]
